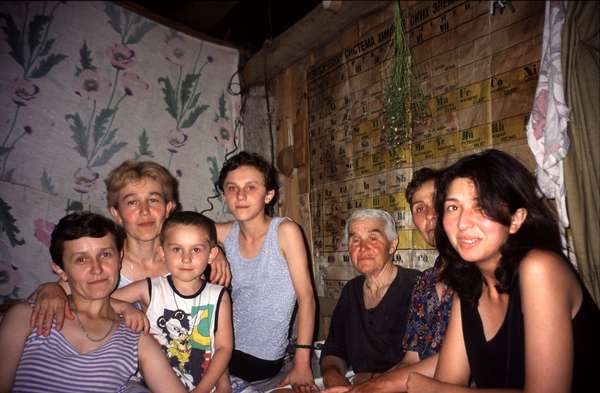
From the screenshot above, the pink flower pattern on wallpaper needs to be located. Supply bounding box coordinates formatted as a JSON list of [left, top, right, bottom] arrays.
[[158, 33, 212, 169], [34, 219, 55, 248], [210, 117, 235, 151], [11, 77, 40, 107], [0, 258, 21, 298], [106, 43, 136, 70], [64, 4, 157, 195], [1, 0, 66, 182], [0, 2, 240, 299], [122, 71, 149, 97], [163, 31, 188, 66], [74, 69, 109, 100]]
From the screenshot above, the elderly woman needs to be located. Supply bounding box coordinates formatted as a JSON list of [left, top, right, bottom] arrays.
[[325, 168, 455, 393], [30, 160, 230, 334], [0, 212, 187, 392], [320, 208, 420, 388]]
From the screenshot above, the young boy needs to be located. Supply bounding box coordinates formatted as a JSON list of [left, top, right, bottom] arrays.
[[113, 211, 233, 393]]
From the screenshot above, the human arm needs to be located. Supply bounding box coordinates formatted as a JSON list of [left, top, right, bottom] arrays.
[[138, 333, 187, 393], [111, 279, 151, 333], [320, 280, 353, 388], [327, 352, 436, 393], [409, 251, 582, 393], [277, 220, 317, 391], [517, 250, 580, 393], [208, 246, 231, 287], [192, 290, 233, 393], [211, 222, 234, 287], [0, 302, 35, 392], [334, 267, 443, 393], [406, 293, 518, 393], [214, 371, 232, 393], [28, 279, 73, 335], [321, 355, 352, 388]]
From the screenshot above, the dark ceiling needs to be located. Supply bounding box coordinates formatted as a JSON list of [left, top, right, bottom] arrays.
[[128, 0, 322, 60]]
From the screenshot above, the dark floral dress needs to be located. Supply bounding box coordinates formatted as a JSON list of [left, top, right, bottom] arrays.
[[402, 257, 453, 359]]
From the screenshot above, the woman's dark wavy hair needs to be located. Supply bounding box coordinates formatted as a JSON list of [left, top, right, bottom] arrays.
[[50, 212, 126, 268], [435, 149, 564, 305], [216, 151, 279, 216]]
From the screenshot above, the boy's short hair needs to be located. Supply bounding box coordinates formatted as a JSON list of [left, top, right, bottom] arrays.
[[50, 212, 125, 268], [405, 167, 441, 207], [216, 151, 279, 216], [160, 211, 217, 247], [105, 160, 178, 209]]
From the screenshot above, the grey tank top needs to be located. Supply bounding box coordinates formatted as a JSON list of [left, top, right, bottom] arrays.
[[224, 217, 296, 360]]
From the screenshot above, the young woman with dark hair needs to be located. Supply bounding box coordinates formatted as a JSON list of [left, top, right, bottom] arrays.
[[216, 151, 316, 391], [407, 149, 599, 393]]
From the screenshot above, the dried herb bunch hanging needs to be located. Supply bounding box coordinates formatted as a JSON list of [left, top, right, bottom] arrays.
[[383, 1, 428, 151]]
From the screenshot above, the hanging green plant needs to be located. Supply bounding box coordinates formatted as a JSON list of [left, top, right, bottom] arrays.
[[383, 1, 428, 152]]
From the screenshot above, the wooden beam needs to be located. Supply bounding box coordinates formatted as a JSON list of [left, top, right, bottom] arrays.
[[116, 1, 248, 57], [242, 1, 391, 87]]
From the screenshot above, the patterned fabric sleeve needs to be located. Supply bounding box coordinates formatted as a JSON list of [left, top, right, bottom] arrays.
[[402, 269, 430, 354]]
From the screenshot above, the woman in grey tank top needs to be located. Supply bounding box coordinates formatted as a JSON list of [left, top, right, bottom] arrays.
[[216, 151, 317, 390]]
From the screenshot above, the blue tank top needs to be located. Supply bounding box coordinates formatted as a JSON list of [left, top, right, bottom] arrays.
[[224, 217, 296, 360]]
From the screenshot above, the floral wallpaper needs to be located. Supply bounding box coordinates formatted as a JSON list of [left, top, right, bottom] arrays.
[[0, 1, 242, 302]]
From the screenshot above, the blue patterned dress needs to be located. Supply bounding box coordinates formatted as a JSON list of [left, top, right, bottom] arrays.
[[402, 257, 453, 359]]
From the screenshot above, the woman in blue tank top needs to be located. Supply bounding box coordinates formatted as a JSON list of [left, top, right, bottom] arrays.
[[215, 151, 317, 390]]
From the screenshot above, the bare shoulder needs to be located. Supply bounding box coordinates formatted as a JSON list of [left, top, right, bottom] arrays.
[[519, 249, 575, 281], [1, 301, 32, 327], [278, 218, 302, 236], [215, 220, 234, 243], [518, 249, 581, 308], [277, 219, 305, 248]]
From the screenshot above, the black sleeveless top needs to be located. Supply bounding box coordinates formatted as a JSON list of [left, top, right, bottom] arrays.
[[461, 280, 599, 391]]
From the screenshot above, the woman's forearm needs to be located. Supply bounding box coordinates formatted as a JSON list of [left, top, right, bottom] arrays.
[[293, 293, 316, 369]]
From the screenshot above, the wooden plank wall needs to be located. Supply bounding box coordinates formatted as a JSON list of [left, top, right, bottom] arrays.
[[270, 1, 544, 339]]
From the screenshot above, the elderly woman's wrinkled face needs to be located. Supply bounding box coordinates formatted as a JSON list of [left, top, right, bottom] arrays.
[[348, 218, 397, 276]]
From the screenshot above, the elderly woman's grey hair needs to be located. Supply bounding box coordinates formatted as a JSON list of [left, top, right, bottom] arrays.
[[345, 208, 398, 243]]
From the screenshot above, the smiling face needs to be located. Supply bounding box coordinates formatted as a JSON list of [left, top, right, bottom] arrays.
[[54, 234, 120, 300], [348, 218, 398, 276], [222, 165, 275, 222], [161, 224, 218, 289], [411, 179, 437, 247], [442, 177, 525, 269], [109, 177, 175, 242]]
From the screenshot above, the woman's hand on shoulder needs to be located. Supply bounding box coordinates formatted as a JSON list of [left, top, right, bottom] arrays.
[[29, 282, 73, 336], [112, 300, 149, 334], [209, 245, 231, 287]]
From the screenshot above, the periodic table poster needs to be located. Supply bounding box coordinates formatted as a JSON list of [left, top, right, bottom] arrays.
[[306, 1, 544, 300]]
